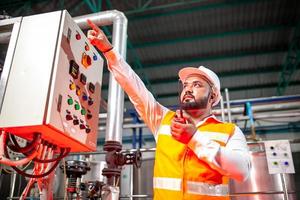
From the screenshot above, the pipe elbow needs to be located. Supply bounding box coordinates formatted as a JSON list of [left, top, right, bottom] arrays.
[[111, 10, 127, 24]]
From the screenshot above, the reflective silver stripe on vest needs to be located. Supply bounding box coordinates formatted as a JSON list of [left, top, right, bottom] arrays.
[[187, 181, 229, 196], [153, 177, 181, 191], [153, 177, 228, 196], [158, 125, 171, 136]]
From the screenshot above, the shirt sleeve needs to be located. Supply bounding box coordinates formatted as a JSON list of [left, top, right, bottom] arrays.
[[187, 125, 251, 182], [103, 50, 168, 138]]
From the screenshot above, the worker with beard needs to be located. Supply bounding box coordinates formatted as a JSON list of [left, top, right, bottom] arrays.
[[87, 20, 251, 200]]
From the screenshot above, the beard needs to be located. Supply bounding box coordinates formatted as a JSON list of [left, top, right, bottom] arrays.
[[180, 93, 210, 110]]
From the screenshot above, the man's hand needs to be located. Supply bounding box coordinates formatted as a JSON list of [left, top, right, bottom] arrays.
[[170, 110, 197, 144], [87, 19, 113, 53]]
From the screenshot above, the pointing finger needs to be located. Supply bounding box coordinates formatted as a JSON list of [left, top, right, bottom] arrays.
[[87, 19, 101, 33]]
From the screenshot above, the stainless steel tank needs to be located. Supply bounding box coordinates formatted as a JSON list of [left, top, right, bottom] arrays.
[[229, 142, 297, 200]]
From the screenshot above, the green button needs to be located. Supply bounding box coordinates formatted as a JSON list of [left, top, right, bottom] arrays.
[[74, 103, 80, 110], [67, 98, 73, 105], [81, 108, 86, 115]]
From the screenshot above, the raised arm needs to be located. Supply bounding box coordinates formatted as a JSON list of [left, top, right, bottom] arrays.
[[87, 19, 168, 136]]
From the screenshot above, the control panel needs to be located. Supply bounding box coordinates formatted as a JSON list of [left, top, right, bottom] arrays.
[[0, 10, 103, 152], [264, 140, 295, 174]]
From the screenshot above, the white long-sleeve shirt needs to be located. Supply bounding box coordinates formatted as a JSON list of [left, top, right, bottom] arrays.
[[104, 50, 251, 182]]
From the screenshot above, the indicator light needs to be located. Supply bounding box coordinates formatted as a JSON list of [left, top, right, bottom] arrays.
[[81, 108, 86, 115], [284, 161, 289, 166], [76, 88, 81, 96], [93, 53, 97, 61], [67, 98, 73, 105], [75, 33, 81, 40], [82, 93, 88, 101], [85, 43, 90, 51], [80, 124, 86, 129], [69, 83, 76, 90], [82, 53, 92, 68], [74, 103, 80, 110]]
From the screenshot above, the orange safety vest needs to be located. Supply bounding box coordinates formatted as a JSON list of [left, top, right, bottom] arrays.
[[153, 111, 235, 200]]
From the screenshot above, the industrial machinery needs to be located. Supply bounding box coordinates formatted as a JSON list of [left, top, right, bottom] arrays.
[[0, 10, 103, 199], [0, 10, 103, 152]]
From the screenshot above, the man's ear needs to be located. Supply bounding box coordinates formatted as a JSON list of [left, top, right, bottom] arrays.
[[210, 91, 217, 104]]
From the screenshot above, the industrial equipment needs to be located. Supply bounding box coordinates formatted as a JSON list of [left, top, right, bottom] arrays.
[[0, 10, 103, 199], [0, 10, 103, 152]]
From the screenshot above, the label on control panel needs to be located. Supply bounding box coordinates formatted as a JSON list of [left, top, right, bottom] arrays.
[[264, 140, 295, 174]]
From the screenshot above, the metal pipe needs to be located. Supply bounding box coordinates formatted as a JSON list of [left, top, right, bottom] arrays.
[[98, 111, 300, 131], [74, 10, 128, 143], [224, 88, 232, 122], [280, 173, 289, 200], [220, 95, 225, 121], [229, 94, 300, 106], [9, 171, 17, 199], [213, 101, 300, 116], [98, 101, 300, 126]]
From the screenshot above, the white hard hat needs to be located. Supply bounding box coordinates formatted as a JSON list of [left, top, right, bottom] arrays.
[[178, 66, 221, 106]]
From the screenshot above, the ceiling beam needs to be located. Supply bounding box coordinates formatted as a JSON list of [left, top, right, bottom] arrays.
[[132, 24, 295, 48], [133, 48, 287, 69], [276, 21, 300, 95], [102, 47, 288, 85], [128, 0, 267, 21], [124, 0, 208, 15]]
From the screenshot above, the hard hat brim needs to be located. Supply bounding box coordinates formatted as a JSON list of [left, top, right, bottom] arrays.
[[178, 67, 214, 85]]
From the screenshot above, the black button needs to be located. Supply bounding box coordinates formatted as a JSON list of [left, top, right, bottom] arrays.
[[80, 73, 87, 85], [86, 128, 91, 133], [73, 119, 79, 125], [87, 113, 92, 119], [88, 82, 95, 94], [66, 114, 73, 121], [88, 97, 93, 106]]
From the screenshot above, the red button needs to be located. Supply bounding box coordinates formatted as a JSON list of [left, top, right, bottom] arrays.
[[76, 33, 81, 40]]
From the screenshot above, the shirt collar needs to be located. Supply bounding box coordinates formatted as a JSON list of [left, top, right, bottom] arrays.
[[195, 114, 223, 127]]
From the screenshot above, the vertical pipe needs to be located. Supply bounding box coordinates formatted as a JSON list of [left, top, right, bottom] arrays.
[[129, 165, 133, 200], [280, 173, 289, 200], [220, 95, 225, 121], [74, 10, 128, 143], [245, 102, 256, 139], [132, 128, 137, 149], [138, 127, 142, 148], [224, 88, 232, 123], [9, 171, 17, 199], [106, 12, 127, 143]]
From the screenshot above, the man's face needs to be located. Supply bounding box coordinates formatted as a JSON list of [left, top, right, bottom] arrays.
[[180, 75, 213, 110]]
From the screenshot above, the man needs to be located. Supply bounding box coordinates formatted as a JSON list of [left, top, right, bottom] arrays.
[[87, 20, 251, 200]]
